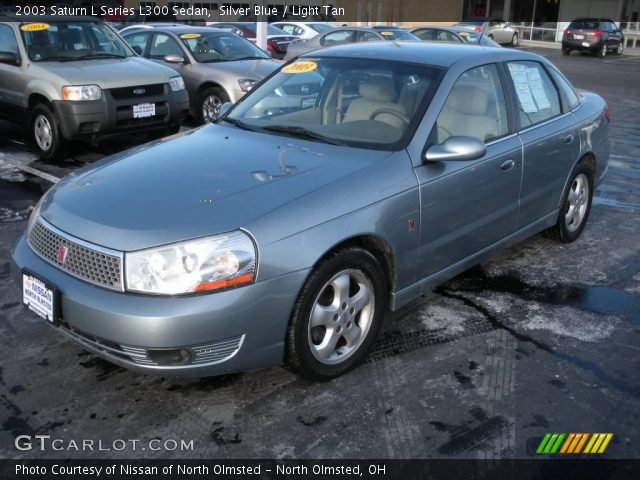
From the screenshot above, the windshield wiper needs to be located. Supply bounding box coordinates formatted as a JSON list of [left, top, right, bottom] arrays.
[[218, 117, 261, 132], [77, 52, 126, 60], [262, 125, 346, 146], [231, 56, 269, 61]]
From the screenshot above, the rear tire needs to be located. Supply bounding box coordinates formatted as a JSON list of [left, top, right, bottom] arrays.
[[543, 162, 594, 243], [615, 42, 623, 55], [286, 247, 387, 380], [30, 103, 67, 160], [511, 33, 519, 46], [598, 45, 607, 58], [562, 48, 571, 56]]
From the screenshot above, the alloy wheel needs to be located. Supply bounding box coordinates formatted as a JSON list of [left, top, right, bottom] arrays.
[[565, 173, 590, 232], [307, 269, 375, 365], [202, 94, 222, 122]]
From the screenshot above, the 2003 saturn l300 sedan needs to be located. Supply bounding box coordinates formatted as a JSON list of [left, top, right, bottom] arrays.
[[12, 43, 609, 380]]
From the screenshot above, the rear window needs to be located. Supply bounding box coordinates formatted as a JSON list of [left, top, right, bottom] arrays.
[[569, 20, 600, 30]]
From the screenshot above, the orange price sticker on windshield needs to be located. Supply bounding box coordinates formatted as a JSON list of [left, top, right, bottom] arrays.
[[380, 31, 394, 36], [282, 61, 318, 73], [20, 23, 49, 32], [180, 33, 201, 39]]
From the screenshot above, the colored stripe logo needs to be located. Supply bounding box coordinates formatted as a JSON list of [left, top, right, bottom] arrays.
[[536, 433, 613, 454]]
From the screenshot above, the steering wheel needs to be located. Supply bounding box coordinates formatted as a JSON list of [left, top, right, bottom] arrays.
[[369, 108, 410, 126]]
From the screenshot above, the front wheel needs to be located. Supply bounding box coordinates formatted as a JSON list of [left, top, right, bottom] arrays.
[[598, 45, 607, 58], [543, 163, 594, 243], [30, 103, 67, 160], [197, 86, 229, 124], [286, 247, 387, 380]]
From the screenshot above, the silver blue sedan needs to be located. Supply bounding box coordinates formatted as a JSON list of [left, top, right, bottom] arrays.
[[12, 43, 610, 380]]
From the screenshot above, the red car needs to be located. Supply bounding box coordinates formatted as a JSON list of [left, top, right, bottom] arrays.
[[213, 22, 297, 59]]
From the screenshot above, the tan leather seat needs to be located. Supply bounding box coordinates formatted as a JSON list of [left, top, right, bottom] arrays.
[[343, 76, 406, 129], [436, 85, 501, 143]]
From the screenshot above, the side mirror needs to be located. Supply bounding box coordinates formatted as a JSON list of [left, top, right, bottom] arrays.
[[164, 54, 186, 64], [132, 45, 142, 55], [218, 102, 233, 118], [0, 51, 21, 66], [425, 136, 487, 162]]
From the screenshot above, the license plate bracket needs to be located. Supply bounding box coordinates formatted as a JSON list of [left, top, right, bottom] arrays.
[[22, 270, 58, 325]]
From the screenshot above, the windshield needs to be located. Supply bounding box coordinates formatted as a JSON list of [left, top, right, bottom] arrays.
[[568, 20, 601, 29], [20, 21, 132, 62], [226, 57, 441, 150], [180, 32, 269, 62]]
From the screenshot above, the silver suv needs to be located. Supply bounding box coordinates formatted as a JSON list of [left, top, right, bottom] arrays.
[[0, 18, 190, 159]]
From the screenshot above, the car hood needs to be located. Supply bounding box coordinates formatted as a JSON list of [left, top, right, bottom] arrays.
[[40, 125, 390, 251], [40, 57, 176, 89], [200, 59, 279, 79]]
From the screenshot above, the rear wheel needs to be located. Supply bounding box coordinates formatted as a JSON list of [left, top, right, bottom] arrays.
[[544, 163, 593, 243], [30, 103, 67, 160], [615, 42, 624, 55], [562, 48, 571, 56], [286, 247, 387, 380], [511, 33, 519, 46], [598, 45, 607, 58]]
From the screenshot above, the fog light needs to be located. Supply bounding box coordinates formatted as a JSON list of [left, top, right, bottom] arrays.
[[147, 348, 191, 366]]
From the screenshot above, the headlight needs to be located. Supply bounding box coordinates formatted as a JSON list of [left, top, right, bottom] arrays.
[[169, 76, 185, 92], [238, 78, 258, 92], [26, 197, 43, 235], [61, 85, 101, 101], [125, 230, 256, 295]]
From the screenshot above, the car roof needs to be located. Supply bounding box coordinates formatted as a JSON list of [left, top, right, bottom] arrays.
[[302, 41, 535, 67], [131, 25, 226, 34], [1, 15, 102, 23]]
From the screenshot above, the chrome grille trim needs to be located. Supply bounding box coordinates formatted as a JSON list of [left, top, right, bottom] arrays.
[[27, 217, 124, 292]]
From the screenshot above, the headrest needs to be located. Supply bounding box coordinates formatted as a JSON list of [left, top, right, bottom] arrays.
[[447, 86, 489, 115], [31, 30, 52, 46], [359, 76, 395, 102]]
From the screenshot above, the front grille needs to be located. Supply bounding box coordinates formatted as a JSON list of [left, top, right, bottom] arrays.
[[109, 83, 165, 100], [27, 218, 123, 291], [61, 324, 245, 368]]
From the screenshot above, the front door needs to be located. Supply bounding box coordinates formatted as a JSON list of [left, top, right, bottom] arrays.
[[415, 63, 522, 277]]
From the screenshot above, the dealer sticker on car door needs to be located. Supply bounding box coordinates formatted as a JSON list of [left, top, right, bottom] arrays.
[[22, 273, 55, 323], [133, 103, 155, 119]]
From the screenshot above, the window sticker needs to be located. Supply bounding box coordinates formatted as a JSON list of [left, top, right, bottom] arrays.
[[526, 67, 551, 110], [380, 31, 394, 36], [282, 60, 317, 73], [20, 23, 49, 32], [180, 33, 201, 39], [508, 63, 537, 113]]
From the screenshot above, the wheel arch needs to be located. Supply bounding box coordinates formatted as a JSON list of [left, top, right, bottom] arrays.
[[558, 152, 597, 207]]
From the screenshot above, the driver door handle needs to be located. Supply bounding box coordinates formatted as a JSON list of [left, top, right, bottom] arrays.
[[500, 159, 515, 171]]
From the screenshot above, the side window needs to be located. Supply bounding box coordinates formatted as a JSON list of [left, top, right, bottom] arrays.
[[0, 24, 20, 57], [126, 33, 150, 55], [547, 66, 580, 111], [278, 24, 295, 35], [320, 30, 354, 46], [149, 33, 183, 60], [435, 64, 509, 144], [506, 61, 561, 129], [436, 30, 463, 43], [358, 31, 381, 42], [413, 29, 434, 41]]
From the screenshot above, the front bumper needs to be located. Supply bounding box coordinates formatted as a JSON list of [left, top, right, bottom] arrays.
[[52, 87, 189, 141], [11, 233, 308, 377]]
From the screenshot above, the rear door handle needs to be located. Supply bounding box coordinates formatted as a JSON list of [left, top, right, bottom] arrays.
[[563, 134, 574, 144], [500, 159, 515, 171]]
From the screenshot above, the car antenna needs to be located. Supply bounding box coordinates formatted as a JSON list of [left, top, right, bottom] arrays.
[[479, 18, 488, 45]]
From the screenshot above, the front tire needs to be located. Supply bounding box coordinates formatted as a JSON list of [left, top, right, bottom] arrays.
[[598, 44, 607, 58], [30, 103, 67, 160], [286, 247, 387, 380], [197, 86, 229, 124], [544, 163, 594, 243]]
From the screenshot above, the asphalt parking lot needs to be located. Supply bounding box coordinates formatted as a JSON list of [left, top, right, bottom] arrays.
[[0, 47, 639, 460]]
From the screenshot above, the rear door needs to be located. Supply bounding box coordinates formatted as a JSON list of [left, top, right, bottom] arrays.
[[504, 60, 580, 228], [0, 23, 24, 117], [414, 63, 522, 277]]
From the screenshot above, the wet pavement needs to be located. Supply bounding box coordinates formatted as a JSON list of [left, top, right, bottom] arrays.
[[0, 48, 639, 459]]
